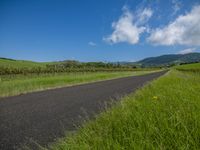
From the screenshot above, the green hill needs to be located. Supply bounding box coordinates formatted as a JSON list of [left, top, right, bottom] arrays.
[[175, 62, 200, 72], [137, 53, 200, 67], [1, 52, 200, 71], [0, 57, 47, 69]]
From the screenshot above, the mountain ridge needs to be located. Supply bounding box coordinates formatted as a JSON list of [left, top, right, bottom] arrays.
[[1, 52, 200, 67], [137, 53, 200, 67]]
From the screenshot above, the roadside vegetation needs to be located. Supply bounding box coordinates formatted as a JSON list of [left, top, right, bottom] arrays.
[[52, 63, 200, 150], [175, 62, 200, 72], [0, 58, 161, 98], [0, 71, 160, 98]]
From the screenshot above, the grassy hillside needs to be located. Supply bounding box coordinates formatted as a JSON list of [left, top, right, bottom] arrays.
[[138, 53, 200, 67], [0, 58, 47, 68], [0, 58, 145, 75], [175, 62, 200, 72], [52, 66, 200, 149]]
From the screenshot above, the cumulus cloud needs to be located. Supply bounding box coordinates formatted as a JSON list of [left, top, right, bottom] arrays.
[[178, 48, 196, 54], [136, 8, 153, 25], [103, 7, 153, 45], [148, 5, 200, 46], [88, 41, 97, 46]]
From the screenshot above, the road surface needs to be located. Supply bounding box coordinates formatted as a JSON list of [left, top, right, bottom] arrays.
[[0, 71, 167, 149]]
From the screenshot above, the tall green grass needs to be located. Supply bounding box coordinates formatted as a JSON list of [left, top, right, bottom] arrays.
[[0, 71, 156, 98], [175, 63, 200, 72], [52, 70, 200, 150]]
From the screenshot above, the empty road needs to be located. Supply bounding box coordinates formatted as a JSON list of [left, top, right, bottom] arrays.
[[0, 71, 167, 149]]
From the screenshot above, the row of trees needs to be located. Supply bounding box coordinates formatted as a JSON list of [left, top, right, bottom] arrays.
[[0, 61, 138, 75], [46, 60, 137, 69]]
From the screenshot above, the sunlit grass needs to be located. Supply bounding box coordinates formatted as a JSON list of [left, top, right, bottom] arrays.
[[52, 70, 200, 150], [0, 71, 157, 98], [0, 58, 47, 68], [175, 62, 200, 72]]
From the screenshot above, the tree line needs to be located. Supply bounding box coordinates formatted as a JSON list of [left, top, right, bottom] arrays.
[[0, 61, 138, 75]]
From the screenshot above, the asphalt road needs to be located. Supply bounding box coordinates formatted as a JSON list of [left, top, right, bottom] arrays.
[[0, 71, 167, 150]]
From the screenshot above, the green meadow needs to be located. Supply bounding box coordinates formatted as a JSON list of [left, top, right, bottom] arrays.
[[52, 63, 200, 150], [0, 58, 47, 68], [175, 63, 200, 72]]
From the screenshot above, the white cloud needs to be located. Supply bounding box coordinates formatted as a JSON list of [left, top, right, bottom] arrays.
[[172, 0, 182, 15], [103, 7, 153, 45], [178, 48, 196, 54], [136, 8, 153, 25], [88, 41, 97, 46], [148, 5, 200, 46]]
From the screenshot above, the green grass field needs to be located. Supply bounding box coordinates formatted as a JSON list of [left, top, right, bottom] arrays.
[[0, 58, 48, 68], [0, 71, 158, 98], [52, 65, 200, 149], [175, 63, 200, 72]]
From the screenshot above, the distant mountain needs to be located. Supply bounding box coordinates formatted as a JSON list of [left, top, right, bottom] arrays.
[[1, 52, 200, 68], [137, 53, 200, 67]]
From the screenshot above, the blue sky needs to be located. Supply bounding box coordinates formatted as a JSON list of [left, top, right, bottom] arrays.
[[0, 0, 200, 62]]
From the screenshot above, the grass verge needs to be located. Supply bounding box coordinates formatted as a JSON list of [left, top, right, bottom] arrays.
[[175, 63, 200, 72], [52, 69, 200, 150], [0, 70, 157, 98]]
